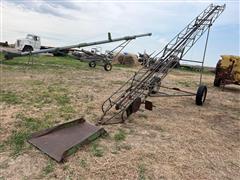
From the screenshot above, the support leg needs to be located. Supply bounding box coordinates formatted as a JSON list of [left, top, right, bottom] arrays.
[[199, 26, 211, 86]]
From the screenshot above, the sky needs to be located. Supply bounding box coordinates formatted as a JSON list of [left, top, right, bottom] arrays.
[[1, 0, 239, 67]]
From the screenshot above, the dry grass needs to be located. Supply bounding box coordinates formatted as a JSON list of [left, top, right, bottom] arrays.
[[0, 55, 239, 179]]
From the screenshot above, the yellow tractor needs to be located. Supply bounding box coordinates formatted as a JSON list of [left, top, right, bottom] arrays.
[[214, 55, 240, 87]]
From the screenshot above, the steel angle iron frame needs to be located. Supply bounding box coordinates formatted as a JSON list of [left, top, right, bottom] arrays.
[[97, 4, 226, 125], [87, 36, 134, 71]]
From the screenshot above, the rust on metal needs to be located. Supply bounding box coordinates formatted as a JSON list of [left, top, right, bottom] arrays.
[[145, 100, 153, 111], [28, 118, 106, 162]]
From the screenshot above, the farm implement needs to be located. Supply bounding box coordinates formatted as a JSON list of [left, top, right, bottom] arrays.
[[98, 4, 225, 125], [27, 4, 225, 162], [3, 32, 151, 64], [72, 36, 137, 71]]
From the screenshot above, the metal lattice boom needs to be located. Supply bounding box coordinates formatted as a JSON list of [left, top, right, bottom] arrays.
[[98, 4, 225, 125]]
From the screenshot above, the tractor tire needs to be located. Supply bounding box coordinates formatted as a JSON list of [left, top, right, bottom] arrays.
[[104, 63, 112, 71], [214, 78, 221, 87], [196, 85, 207, 106], [150, 83, 160, 94], [89, 61, 96, 68], [149, 76, 161, 94], [22, 46, 33, 52]]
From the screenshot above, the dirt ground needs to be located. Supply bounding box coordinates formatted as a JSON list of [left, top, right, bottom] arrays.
[[0, 56, 239, 180]]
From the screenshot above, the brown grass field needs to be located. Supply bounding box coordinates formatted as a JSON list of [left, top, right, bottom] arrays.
[[0, 54, 239, 180]]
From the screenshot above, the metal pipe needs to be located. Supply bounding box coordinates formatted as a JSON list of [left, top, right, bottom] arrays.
[[199, 26, 211, 85]]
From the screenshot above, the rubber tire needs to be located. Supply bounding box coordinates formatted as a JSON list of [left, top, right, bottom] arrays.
[[196, 85, 207, 106], [121, 110, 129, 123], [89, 61, 96, 68], [214, 78, 221, 87], [150, 83, 160, 94], [104, 63, 112, 71], [22, 46, 33, 52], [149, 77, 161, 94]]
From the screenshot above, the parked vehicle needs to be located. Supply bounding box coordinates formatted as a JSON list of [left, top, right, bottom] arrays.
[[15, 34, 41, 52]]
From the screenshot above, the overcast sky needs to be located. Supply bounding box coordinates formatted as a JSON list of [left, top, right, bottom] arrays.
[[1, 0, 239, 67]]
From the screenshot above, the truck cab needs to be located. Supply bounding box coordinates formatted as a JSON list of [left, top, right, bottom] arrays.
[[15, 34, 41, 52]]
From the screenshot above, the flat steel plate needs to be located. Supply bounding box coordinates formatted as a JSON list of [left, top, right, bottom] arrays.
[[28, 118, 105, 162]]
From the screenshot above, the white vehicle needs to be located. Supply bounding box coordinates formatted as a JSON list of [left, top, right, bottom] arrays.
[[15, 34, 41, 52]]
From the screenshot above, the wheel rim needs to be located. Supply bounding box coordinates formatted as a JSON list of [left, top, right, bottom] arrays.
[[106, 64, 111, 70], [153, 82, 160, 93], [90, 62, 95, 67], [121, 110, 128, 123]]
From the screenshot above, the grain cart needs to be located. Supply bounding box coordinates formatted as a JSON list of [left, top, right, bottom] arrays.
[[214, 55, 240, 87], [28, 4, 225, 162]]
